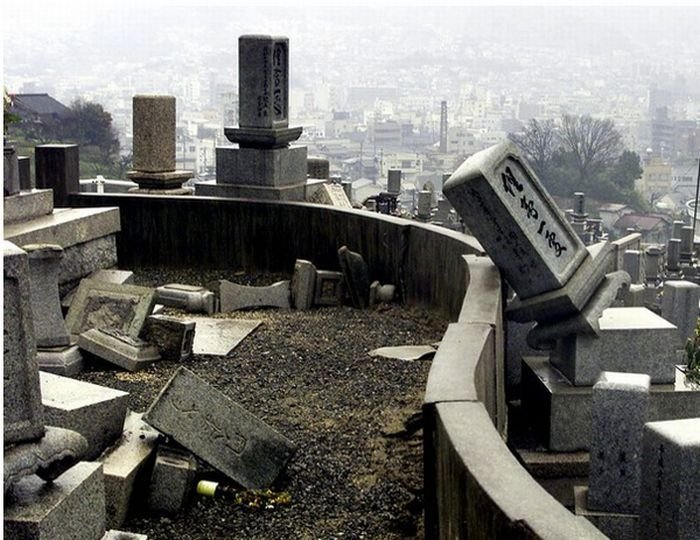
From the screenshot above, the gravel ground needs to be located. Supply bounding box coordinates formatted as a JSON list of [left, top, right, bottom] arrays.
[[75, 267, 447, 540]]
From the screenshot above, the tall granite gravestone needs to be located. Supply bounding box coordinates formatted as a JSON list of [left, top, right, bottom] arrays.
[[387, 169, 401, 194], [196, 35, 307, 201], [35, 144, 79, 207], [4, 144, 21, 196], [127, 95, 193, 193], [661, 280, 700, 347]]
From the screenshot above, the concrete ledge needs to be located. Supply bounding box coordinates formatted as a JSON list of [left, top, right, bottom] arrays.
[[4, 207, 121, 248], [4, 189, 54, 224]]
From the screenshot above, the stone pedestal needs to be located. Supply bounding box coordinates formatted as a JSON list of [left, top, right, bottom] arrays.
[[4, 144, 20, 196]]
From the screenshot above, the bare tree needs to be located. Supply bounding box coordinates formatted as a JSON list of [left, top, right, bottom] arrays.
[[508, 118, 559, 178], [559, 114, 623, 183]]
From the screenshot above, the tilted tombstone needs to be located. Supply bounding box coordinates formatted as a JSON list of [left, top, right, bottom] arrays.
[[443, 141, 588, 300]]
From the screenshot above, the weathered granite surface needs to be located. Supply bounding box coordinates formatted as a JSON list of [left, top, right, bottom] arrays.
[[219, 279, 291, 311]]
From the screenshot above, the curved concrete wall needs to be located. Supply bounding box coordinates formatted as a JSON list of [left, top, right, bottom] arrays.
[[69, 193, 604, 539]]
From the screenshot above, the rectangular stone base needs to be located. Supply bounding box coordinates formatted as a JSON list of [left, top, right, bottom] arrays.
[[4, 462, 106, 540], [574, 486, 638, 540], [515, 448, 589, 508], [215, 145, 307, 186], [99, 412, 160, 528], [521, 357, 700, 451], [551, 307, 679, 385], [40, 371, 129, 460], [37, 344, 84, 376], [4, 189, 54, 224], [195, 180, 306, 201]]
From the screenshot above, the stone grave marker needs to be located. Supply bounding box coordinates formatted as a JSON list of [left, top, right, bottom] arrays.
[[218, 279, 291, 311], [155, 283, 216, 314], [639, 417, 700, 539], [667, 238, 681, 272], [443, 140, 588, 300], [661, 280, 700, 347], [622, 249, 644, 284], [78, 328, 161, 371], [144, 367, 296, 489], [143, 314, 196, 361], [64, 279, 156, 338], [314, 270, 345, 306], [291, 259, 317, 310], [309, 182, 352, 208], [387, 169, 401, 194], [587, 371, 650, 514], [338, 246, 370, 309], [4, 241, 45, 444], [146, 446, 197, 515]]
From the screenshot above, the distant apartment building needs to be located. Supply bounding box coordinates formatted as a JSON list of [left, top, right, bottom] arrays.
[[446, 126, 478, 155], [637, 157, 673, 200]]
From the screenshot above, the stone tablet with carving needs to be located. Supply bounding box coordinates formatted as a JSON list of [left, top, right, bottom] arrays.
[[239, 35, 289, 129], [144, 367, 296, 489], [443, 141, 587, 299]]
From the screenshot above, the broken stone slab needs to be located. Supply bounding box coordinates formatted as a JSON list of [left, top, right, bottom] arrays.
[[314, 270, 345, 306], [550, 307, 680, 386], [102, 530, 148, 540], [24, 243, 71, 348], [526, 270, 631, 350], [507, 241, 614, 323], [62, 269, 135, 312], [4, 426, 89, 492], [368, 345, 436, 361], [99, 411, 160, 529], [191, 318, 261, 356], [64, 279, 156, 338], [4, 241, 46, 445], [4, 461, 106, 540], [443, 140, 588, 300], [144, 367, 296, 489], [37, 344, 84, 376], [146, 446, 197, 515], [291, 259, 317, 310], [40, 371, 129, 460], [308, 182, 353, 208], [338, 246, 370, 309], [154, 283, 215, 314], [218, 279, 291, 311], [78, 328, 161, 371], [143, 314, 196, 361]]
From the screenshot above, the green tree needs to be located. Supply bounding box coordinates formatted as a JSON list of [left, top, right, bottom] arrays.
[[63, 99, 119, 165]]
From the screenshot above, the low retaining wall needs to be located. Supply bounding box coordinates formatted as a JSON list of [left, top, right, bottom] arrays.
[[68, 193, 604, 538]]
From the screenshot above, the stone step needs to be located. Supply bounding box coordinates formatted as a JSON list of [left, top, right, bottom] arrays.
[[3, 189, 54, 225], [521, 356, 700, 452], [4, 206, 120, 249], [40, 371, 129, 460], [4, 461, 106, 540]]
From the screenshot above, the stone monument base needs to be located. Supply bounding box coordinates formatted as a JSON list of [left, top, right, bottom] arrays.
[[521, 357, 700, 451], [127, 186, 194, 196], [126, 169, 193, 189], [195, 179, 307, 201], [37, 344, 83, 376], [215, 145, 307, 186], [574, 486, 638, 540]]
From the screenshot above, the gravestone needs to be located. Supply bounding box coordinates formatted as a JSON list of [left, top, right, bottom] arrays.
[[35, 144, 79, 207], [680, 226, 694, 261], [154, 283, 215, 314], [341, 180, 352, 201], [4, 241, 45, 444], [18, 155, 33, 190], [307, 157, 330, 179], [660, 280, 700, 347], [587, 371, 650, 513], [291, 259, 317, 310], [639, 417, 700, 539], [308, 182, 352, 208], [667, 238, 681, 272], [671, 220, 684, 240], [4, 144, 20, 196], [387, 169, 401, 194], [127, 95, 193, 192], [338, 246, 370, 309], [191, 318, 261, 356], [416, 190, 432, 220], [24, 244, 71, 348], [622, 249, 644, 284], [144, 367, 296, 489], [644, 246, 662, 282], [218, 280, 291, 311], [443, 141, 588, 300], [65, 279, 156, 338]]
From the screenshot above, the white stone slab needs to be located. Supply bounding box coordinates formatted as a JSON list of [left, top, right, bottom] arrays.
[[368, 345, 436, 361], [191, 318, 261, 356]]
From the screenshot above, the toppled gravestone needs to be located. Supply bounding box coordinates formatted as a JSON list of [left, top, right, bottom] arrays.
[[218, 279, 291, 311], [291, 259, 317, 310], [78, 327, 161, 371], [154, 283, 215, 314], [338, 245, 370, 309], [143, 314, 196, 361], [146, 446, 197, 515], [144, 367, 296, 489]]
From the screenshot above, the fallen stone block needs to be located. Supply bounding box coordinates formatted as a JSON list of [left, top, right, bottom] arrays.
[[99, 411, 160, 529], [4, 461, 106, 540], [65, 279, 156, 338], [154, 283, 215, 314], [146, 446, 197, 515], [40, 371, 129, 460], [144, 367, 296, 489], [314, 270, 345, 306], [143, 314, 196, 361], [291, 259, 316, 310], [219, 279, 291, 311], [191, 317, 261, 356], [308, 182, 352, 208], [102, 530, 148, 540], [79, 328, 161, 371], [62, 269, 135, 312]]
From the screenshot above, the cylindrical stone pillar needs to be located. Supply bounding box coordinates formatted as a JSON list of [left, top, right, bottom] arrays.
[[24, 244, 70, 348], [417, 190, 432, 219], [132, 95, 176, 173]]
